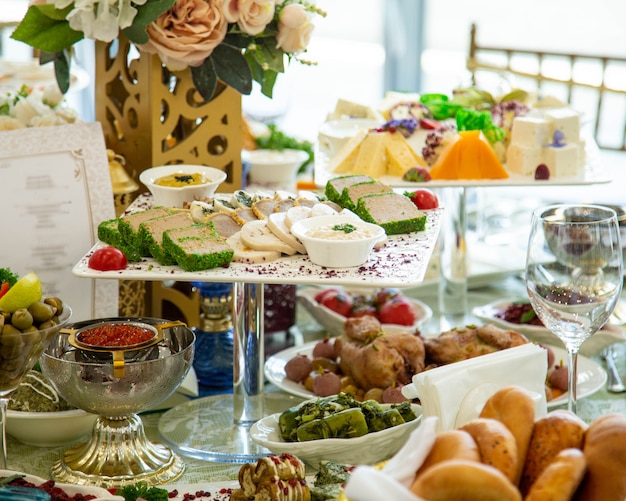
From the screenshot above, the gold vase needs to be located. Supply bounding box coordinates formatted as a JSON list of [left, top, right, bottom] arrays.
[[94, 36, 243, 193], [95, 37, 244, 319]]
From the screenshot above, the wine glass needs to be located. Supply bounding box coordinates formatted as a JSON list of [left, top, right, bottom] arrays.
[[0, 305, 72, 468], [525, 204, 623, 414]]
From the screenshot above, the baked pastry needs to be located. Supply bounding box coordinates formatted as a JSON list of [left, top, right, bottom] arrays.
[[230, 453, 310, 501]]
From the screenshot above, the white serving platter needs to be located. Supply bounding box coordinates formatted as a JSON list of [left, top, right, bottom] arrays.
[[72, 194, 443, 288], [264, 340, 607, 408], [314, 136, 610, 188]]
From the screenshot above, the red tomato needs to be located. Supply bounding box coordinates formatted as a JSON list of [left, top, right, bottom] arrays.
[[405, 188, 439, 210], [88, 246, 128, 271], [319, 289, 353, 317], [314, 287, 340, 303], [375, 288, 401, 306], [378, 298, 417, 326]]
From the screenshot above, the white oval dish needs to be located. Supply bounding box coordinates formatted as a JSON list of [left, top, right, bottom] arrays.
[[139, 165, 227, 208], [0, 469, 123, 500], [6, 408, 97, 447], [264, 341, 606, 408], [250, 402, 422, 468], [297, 287, 432, 336], [290, 215, 385, 268]]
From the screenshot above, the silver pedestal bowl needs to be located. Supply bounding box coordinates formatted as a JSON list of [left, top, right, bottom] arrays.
[[40, 317, 195, 489]]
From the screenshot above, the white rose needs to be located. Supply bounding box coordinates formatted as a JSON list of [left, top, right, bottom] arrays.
[[66, 0, 147, 42], [30, 114, 66, 127], [42, 84, 64, 107], [12, 94, 51, 126], [276, 3, 313, 53]]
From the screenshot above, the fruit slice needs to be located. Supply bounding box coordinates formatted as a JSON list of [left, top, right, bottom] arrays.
[[0, 272, 43, 313]]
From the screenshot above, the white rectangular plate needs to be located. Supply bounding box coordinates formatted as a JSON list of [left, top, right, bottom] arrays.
[[73, 195, 443, 288]]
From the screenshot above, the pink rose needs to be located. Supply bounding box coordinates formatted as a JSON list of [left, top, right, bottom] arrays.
[[223, 0, 275, 36], [140, 0, 228, 71], [275, 3, 313, 53]]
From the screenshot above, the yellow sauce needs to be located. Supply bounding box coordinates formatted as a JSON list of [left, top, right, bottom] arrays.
[[154, 172, 209, 187]]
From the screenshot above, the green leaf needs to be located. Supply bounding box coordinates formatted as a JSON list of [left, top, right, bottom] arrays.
[[212, 43, 252, 95], [52, 50, 72, 94], [11, 6, 83, 53], [190, 59, 219, 102], [123, 0, 176, 44]]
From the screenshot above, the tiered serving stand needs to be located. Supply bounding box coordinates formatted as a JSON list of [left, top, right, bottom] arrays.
[[73, 194, 444, 464]]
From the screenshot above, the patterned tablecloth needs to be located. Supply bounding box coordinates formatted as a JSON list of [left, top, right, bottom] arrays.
[[6, 276, 626, 487]]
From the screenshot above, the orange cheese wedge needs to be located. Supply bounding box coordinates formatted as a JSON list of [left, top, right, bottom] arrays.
[[429, 130, 509, 180]]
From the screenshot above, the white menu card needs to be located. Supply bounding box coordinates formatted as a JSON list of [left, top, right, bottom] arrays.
[[0, 121, 118, 321]]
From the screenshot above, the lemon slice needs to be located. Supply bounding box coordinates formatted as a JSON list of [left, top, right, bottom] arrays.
[[0, 272, 43, 313]]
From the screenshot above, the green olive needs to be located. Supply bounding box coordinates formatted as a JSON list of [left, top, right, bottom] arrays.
[[11, 309, 34, 331], [2, 324, 22, 336], [44, 297, 64, 314], [28, 301, 57, 323]]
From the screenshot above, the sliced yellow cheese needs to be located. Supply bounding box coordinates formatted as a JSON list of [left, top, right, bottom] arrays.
[[353, 132, 387, 178], [329, 129, 368, 173], [385, 131, 427, 176], [429, 130, 509, 180]]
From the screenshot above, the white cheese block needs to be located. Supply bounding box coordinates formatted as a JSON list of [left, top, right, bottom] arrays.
[[509, 116, 550, 148], [544, 143, 582, 177], [544, 108, 581, 142], [506, 143, 544, 176]]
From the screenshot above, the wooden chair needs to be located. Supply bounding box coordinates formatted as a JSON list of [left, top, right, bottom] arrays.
[[467, 23, 626, 151]]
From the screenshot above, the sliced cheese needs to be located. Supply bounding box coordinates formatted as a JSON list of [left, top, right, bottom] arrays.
[[429, 130, 509, 180], [352, 132, 387, 178], [385, 131, 427, 176], [329, 129, 367, 173]]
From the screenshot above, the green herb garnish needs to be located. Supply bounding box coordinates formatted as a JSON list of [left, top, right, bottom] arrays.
[[0, 268, 18, 288], [116, 482, 169, 501], [332, 223, 357, 233]]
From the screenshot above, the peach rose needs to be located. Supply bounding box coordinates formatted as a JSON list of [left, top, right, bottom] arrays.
[[223, 0, 275, 36], [275, 3, 313, 53], [140, 0, 228, 71]]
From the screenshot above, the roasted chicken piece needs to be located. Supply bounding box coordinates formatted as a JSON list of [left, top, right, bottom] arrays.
[[424, 324, 529, 366], [334, 316, 426, 391]]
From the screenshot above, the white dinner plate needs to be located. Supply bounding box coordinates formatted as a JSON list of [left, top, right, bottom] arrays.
[[265, 340, 607, 408], [472, 299, 626, 356], [297, 286, 432, 337]]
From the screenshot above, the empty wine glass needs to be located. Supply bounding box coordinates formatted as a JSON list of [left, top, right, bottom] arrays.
[[0, 305, 72, 468], [526, 204, 623, 413]]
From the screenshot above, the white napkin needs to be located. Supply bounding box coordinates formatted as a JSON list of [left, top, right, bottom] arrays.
[[343, 417, 438, 501], [402, 343, 548, 431]]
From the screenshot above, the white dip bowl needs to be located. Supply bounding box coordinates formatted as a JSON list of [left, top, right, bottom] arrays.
[[242, 148, 309, 189], [290, 215, 385, 268], [139, 165, 227, 208], [318, 118, 381, 158], [7, 408, 97, 447]]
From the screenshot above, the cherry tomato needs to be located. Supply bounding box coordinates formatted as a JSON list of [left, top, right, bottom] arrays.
[[375, 288, 401, 306], [88, 246, 128, 271], [405, 188, 439, 210], [378, 297, 417, 326], [319, 289, 353, 317]]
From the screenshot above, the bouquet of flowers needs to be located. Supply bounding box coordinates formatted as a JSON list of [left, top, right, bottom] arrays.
[[0, 84, 78, 130], [11, 0, 325, 101]]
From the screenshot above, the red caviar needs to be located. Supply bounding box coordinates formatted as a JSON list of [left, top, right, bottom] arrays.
[[77, 323, 154, 347]]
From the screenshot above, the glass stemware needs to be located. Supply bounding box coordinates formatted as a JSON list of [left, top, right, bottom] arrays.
[[0, 305, 72, 468], [525, 204, 623, 414]]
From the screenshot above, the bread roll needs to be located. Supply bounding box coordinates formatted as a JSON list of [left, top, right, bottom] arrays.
[[524, 448, 586, 501], [459, 417, 518, 483], [412, 429, 480, 482], [576, 413, 626, 501], [410, 459, 522, 501], [520, 409, 587, 496], [479, 385, 536, 484]]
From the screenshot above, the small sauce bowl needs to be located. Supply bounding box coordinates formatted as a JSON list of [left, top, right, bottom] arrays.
[[291, 215, 385, 268]]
